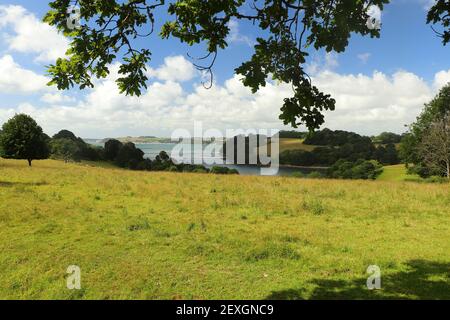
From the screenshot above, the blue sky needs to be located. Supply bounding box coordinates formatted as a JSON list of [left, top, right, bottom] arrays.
[[0, 0, 449, 138]]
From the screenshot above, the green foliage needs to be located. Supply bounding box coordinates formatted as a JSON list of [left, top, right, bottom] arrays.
[[155, 150, 170, 163], [291, 171, 306, 178], [307, 171, 324, 179], [374, 143, 400, 165], [53, 129, 78, 140], [210, 166, 239, 175], [427, 0, 450, 45], [50, 138, 82, 162], [51, 130, 104, 162], [328, 159, 383, 180], [281, 149, 319, 166], [417, 115, 450, 179], [178, 164, 209, 174], [279, 131, 307, 139], [151, 151, 174, 171], [401, 84, 450, 178], [44, 0, 389, 131], [304, 128, 371, 146], [0, 114, 50, 166], [104, 139, 123, 161], [222, 134, 270, 165], [115, 142, 145, 168], [373, 132, 403, 144], [281, 129, 400, 167], [302, 198, 325, 215]]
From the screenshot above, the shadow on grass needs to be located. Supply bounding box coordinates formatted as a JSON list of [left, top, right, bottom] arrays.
[[267, 260, 450, 300], [0, 181, 48, 187]]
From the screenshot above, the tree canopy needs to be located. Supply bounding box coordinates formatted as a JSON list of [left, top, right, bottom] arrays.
[[427, 0, 450, 45], [418, 115, 450, 179], [0, 114, 50, 166], [401, 84, 450, 177], [51, 129, 104, 161], [44, 0, 395, 131]]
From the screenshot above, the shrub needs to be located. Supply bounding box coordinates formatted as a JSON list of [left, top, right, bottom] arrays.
[[328, 159, 383, 180], [50, 138, 82, 162], [167, 166, 179, 172], [308, 171, 324, 179], [104, 139, 123, 161], [210, 166, 239, 175], [302, 199, 326, 215], [291, 172, 306, 178], [51, 130, 104, 162], [115, 142, 145, 168]]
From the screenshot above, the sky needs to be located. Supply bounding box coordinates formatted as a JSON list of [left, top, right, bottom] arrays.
[[0, 0, 449, 138]]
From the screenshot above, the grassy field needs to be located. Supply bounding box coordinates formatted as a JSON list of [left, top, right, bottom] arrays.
[[259, 138, 317, 156], [279, 138, 317, 153], [378, 165, 413, 182], [0, 159, 449, 300]]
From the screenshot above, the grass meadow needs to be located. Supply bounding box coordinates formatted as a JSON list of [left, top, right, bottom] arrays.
[[0, 159, 449, 299], [378, 165, 418, 182]]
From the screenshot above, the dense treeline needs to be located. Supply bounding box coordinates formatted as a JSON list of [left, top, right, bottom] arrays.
[[372, 132, 403, 145], [278, 129, 402, 180], [220, 129, 400, 180], [281, 129, 400, 167], [291, 159, 384, 181], [279, 131, 307, 139], [222, 134, 268, 165], [303, 128, 372, 147], [0, 116, 237, 175], [401, 84, 450, 179], [104, 138, 238, 174], [328, 159, 383, 180], [51, 129, 103, 162]]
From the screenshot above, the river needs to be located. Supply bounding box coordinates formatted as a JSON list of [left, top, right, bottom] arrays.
[[91, 142, 325, 177]]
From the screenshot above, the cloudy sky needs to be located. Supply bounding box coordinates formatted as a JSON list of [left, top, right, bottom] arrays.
[[0, 0, 449, 138]]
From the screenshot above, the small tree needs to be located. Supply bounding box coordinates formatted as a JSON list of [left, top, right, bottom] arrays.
[[50, 138, 82, 163], [104, 139, 123, 161], [115, 142, 145, 169], [418, 115, 450, 179], [0, 114, 50, 167]]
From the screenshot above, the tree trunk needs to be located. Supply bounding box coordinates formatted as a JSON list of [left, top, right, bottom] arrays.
[[28, 159, 32, 167]]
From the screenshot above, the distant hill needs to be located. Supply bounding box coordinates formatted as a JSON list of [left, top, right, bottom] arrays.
[[97, 137, 227, 144], [98, 137, 174, 144]]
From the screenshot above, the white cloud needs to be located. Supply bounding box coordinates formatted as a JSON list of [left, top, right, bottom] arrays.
[[0, 55, 49, 93], [306, 52, 340, 75], [40, 92, 75, 104], [367, 5, 382, 22], [2, 65, 445, 138], [0, 42, 449, 138], [227, 19, 255, 47], [0, 5, 69, 63], [357, 53, 371, 64], [147, 56, 197, 82], [314, 70, 434, 134], [325, 52, 339, 69], [433, 70, 450, 90]]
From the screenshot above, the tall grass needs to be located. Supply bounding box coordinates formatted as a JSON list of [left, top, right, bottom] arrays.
[[0, 159, 449, 299]]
